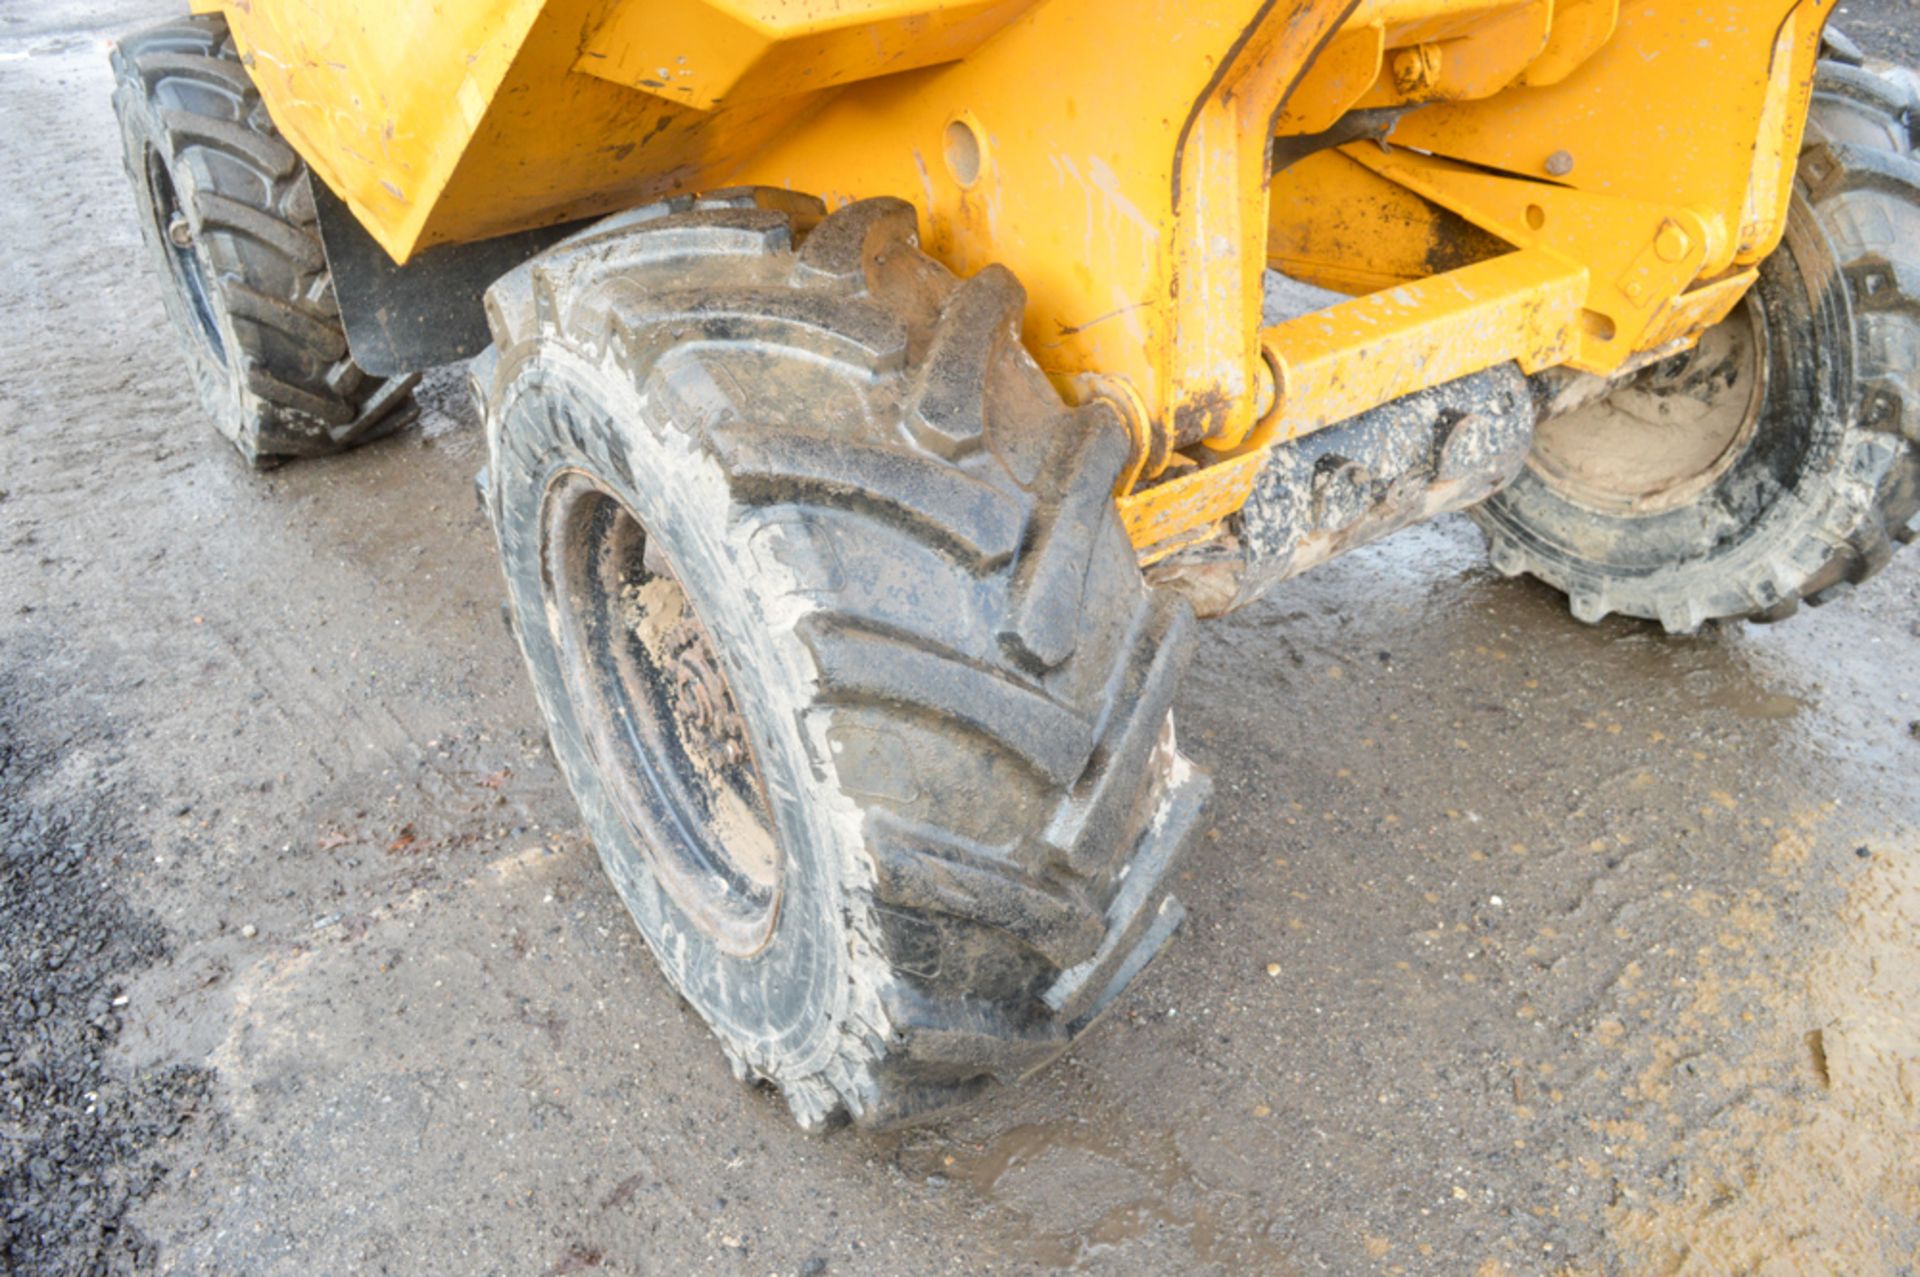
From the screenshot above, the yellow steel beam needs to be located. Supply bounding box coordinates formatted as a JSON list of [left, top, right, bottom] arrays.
[[1267, 149, 1505, 297], [1342, 146, 1718, 372], [1258, 246, 1586, 439], [1117, 450, 1269, 565], [1121, 246, 1584, 557]]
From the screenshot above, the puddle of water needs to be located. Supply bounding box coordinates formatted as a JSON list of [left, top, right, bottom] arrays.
[[1701, 684, 1805, 721], [902, 1117, 1293, 1272]]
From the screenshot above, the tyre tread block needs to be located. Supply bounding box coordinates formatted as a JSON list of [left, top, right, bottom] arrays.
[[801, 617, 1094, 787], [194, 191, 327, 271], [863, 985, 1069, 1097], [712, 427, 1024, 568], [1048, 595, 1196, 877], [906, 263, 1023, 458], [556, 208, 792, 269], [795, 197, 919, 286], [158, 108, 298, 179], [133, 49, 253, 98], [623, 288, 907, 371], [1803, 141, 1920, 205], [222, 280, 348, 360], [1002, 403, 1135, 671], [1046, 767, 1210, 1025], [867, 811, 1104, 969]]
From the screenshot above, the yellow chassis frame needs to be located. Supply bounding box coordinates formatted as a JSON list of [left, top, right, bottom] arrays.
[[193, 0, 1836, 556]]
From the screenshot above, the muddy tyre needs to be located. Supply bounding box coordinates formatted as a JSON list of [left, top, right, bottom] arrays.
[[111, 15, 416, 465], [1472, 60, 1920, 632], [476, 191, 1208, 1129]]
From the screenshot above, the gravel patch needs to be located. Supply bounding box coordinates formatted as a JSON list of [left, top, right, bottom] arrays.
[[0, 666, 217, 1275]]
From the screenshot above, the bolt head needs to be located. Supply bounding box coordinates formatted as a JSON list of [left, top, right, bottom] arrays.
[[1654, 221, 1692, 263], [165, 215, 193, 248], [1544, 150, 1574, 177], [1390, 44, 1442, 94]]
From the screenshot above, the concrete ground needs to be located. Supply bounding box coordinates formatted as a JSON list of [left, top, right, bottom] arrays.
[[2, 4, 1917, 1273]]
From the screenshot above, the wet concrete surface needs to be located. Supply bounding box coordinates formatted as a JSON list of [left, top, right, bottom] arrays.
[[2, 4, 1917, 1273]]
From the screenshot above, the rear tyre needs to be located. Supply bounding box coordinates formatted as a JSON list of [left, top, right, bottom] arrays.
[[477, 190, 1209, 1129], [1472, 60, 1920, 632], [111, 15, 416, 465]]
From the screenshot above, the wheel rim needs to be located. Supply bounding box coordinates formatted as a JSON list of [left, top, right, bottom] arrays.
[[1528, 299, 1768, 516], [143, 147, 226, 366], [541, 470, 782, 956]]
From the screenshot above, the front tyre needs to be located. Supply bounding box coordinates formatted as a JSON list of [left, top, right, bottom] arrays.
[[110, 15, 416, 465], [478, 191, 1208, 1129], [1473, 60, 1920, 632]]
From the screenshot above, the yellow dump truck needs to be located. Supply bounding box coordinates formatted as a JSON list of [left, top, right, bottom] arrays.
[[112, 0, 1917, 1128]]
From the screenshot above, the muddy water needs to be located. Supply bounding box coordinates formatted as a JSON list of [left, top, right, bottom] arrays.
[[1, 3, 1917, 1273]]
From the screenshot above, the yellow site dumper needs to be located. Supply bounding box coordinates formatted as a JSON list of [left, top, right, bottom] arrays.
[[112, 0, 1917, 1127]]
